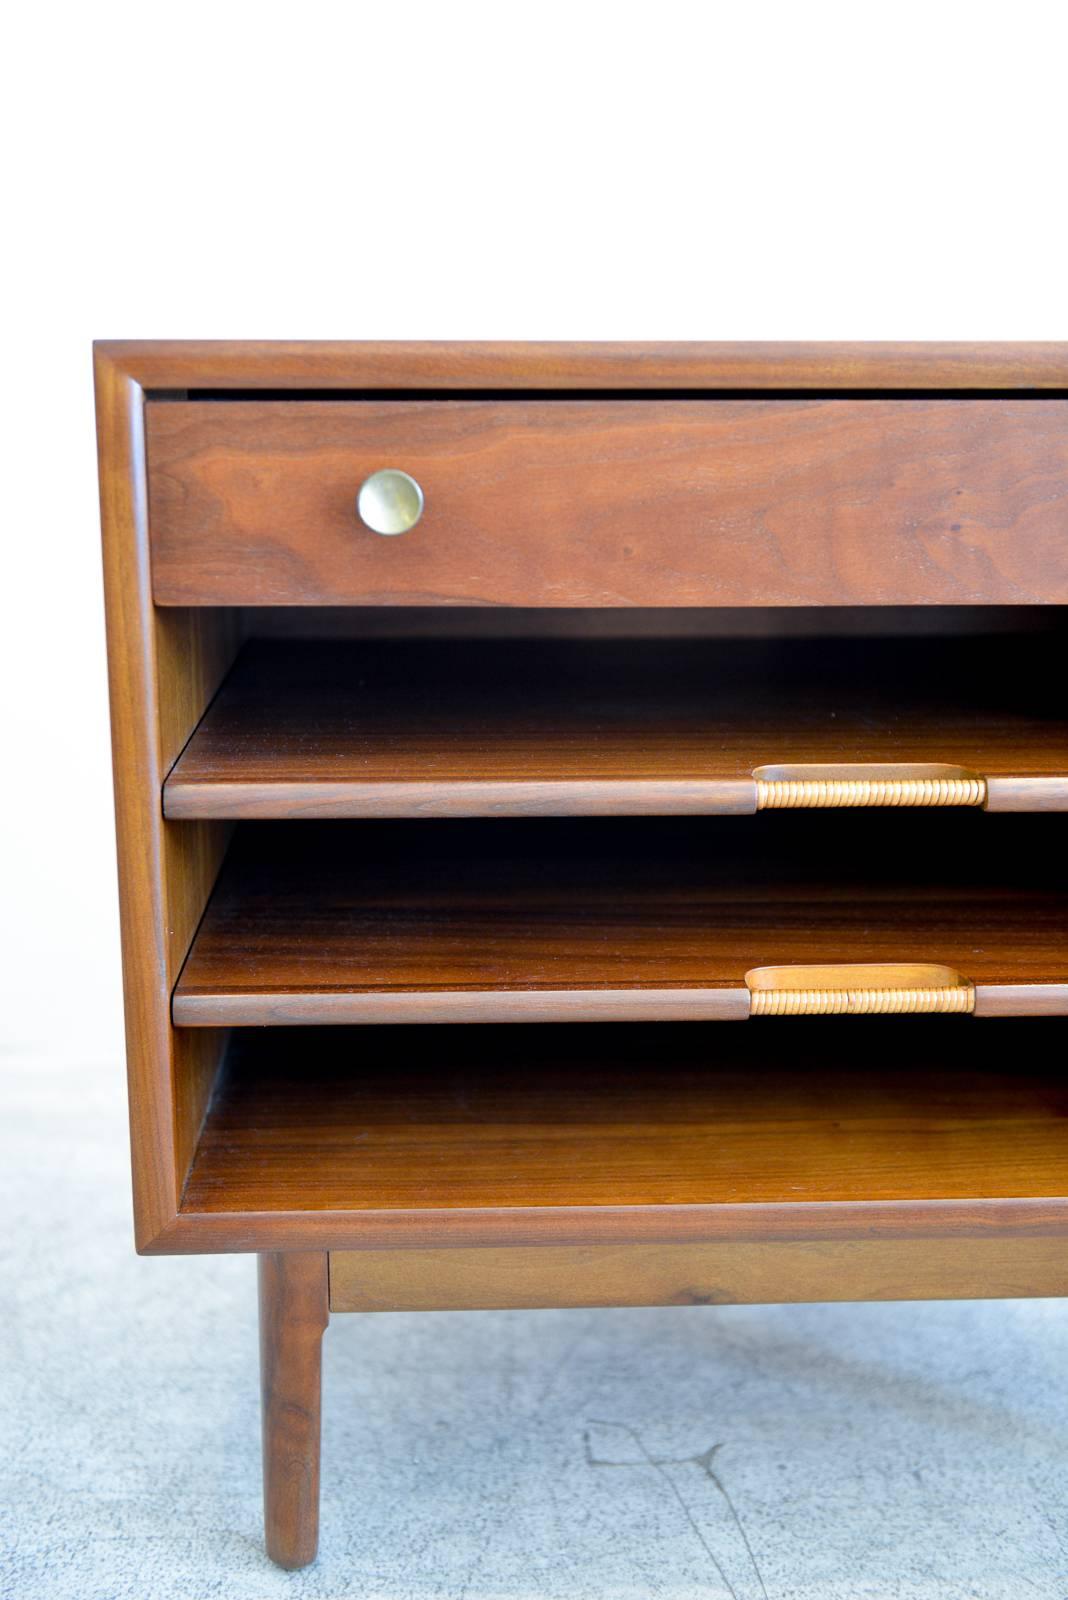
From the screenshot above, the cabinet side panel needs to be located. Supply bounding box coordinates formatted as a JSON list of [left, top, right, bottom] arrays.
[[95, 352, 240, 1246]]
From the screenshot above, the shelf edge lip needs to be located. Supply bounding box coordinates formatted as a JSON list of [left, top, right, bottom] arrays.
[[161, 778, 759, 819], [162, 775, 1068, 820], [171, 987, 752, 1026], [170, 983, 1068, 1027], [984, 776, 1068, 811], [146, 1196, 1068, 1255], [973, 984, 1068, 1016]]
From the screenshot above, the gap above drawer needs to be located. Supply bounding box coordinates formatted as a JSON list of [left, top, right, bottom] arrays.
[[146, 398, 1068, 607]]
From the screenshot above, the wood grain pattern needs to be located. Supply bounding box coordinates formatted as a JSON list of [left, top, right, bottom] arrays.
[[95, 349, 243, 1246], [99, 340, 1068, 391], [177, 1023, 1068, 1252], [329, 1237, 1068, 1310], [163, 636, 1068, 818], [258, 1252, 328, 1569], [172, 815, 1068, 1025], [146, 398, 1068, 607]]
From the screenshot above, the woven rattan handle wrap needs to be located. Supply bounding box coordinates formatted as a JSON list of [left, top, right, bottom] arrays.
[[746, 963, 975, 1017], [752, 763, 986, 809]]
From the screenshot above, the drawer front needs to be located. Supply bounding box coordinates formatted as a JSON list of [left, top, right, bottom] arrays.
[[146, 398, 1068, 606]]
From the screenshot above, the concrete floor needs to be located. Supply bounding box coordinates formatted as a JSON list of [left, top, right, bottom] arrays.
[[3, 1051, 1068, 1600]]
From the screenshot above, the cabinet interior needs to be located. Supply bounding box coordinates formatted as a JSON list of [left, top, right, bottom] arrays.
[[164, 604, 1068, 1217]]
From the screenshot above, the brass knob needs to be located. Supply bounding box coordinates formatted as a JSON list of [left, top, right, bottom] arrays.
[[356, 469, 424, 536]]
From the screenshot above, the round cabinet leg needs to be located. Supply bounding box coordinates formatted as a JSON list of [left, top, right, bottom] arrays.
[[258, 1252, 330, 1568]]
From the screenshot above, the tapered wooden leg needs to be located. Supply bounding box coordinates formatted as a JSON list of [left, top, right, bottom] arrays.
[[258, 1251, 330, 1569]]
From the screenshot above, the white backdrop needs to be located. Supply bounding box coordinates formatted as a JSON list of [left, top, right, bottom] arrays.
[[2, 0, 1066, 1065]]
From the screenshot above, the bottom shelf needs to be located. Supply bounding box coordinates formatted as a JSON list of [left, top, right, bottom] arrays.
[[180, 1021, 1068, 1256]]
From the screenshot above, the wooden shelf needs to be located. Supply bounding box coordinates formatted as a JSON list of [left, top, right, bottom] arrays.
[[179, 1020, 1068, 1246], [164, 635, 1068, 818], [172, 815, 1068, 1024]]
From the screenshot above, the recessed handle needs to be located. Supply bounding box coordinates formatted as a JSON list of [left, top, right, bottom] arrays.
[[356, 469, 424, 536], [753, 763, 986, 809], [746, 963, 975, 1015]]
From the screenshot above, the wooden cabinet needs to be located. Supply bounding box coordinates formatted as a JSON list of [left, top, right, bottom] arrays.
[[96, 341, 1068, 1569]]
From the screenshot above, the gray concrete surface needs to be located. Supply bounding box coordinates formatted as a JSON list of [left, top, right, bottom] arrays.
[[3, 1049, 1067, 1599]]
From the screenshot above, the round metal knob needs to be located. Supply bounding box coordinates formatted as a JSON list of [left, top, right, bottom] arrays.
[[356, 469, 424, 536]]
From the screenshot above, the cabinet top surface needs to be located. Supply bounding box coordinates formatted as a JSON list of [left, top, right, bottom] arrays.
[[93, 341, 1068, 390]]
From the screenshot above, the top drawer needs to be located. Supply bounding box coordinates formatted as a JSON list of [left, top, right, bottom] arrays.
[[146, 399, 1068, 606]]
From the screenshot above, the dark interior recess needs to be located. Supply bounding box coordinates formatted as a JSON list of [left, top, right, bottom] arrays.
[[164, 388, 1068, 403]]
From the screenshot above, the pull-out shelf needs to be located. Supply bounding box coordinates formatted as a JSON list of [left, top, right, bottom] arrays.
[[172, 815, 1068, 1024], [179, 1020, 1068, 1298], [164, 635, 1068, 819]]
